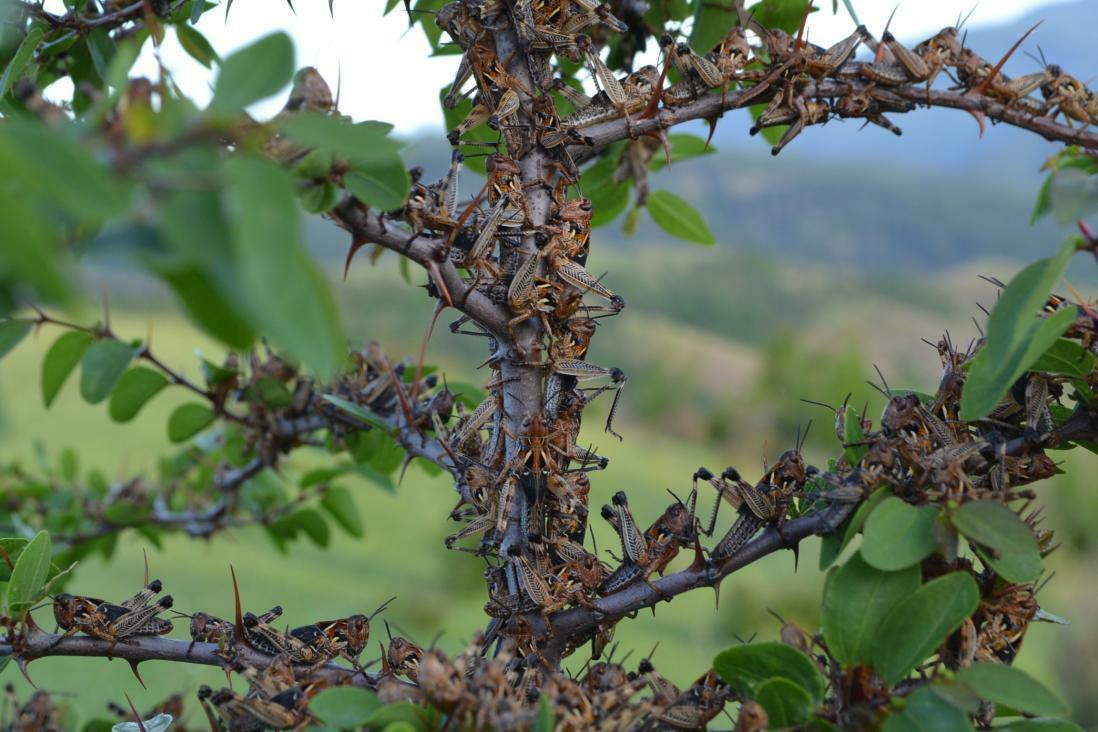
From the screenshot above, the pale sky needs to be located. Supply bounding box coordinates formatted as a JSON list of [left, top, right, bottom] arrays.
[[126, 0, 1074, 133]]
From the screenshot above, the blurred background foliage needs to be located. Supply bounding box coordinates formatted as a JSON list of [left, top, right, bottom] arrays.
[[2, 0, 1098, 728]]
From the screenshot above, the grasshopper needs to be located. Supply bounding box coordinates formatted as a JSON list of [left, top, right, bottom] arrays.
[[563, 62, 660, 133], [53, 579, 174, 646], [551, 358, 627, 439], [202, 685, 309, 731], [749, 80, 829, 155], [289, 596, 394, 666], [382, 622, 425, 682], [599, 492, 697, 597]]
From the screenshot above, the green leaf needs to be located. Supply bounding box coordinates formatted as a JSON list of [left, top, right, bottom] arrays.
[[348, 463, 396, 493], [112, 713, 174, 732], [961, 242, 1077, 420], [871, 572, 980, 683], [755, 677, 815, 727], [996, 720, 1083, 731], [588, 180, 631, 228], [79, 340, 138, 405], [957, 663, 1068, 717], [952, 501, 1041, 583], [747, 0, 815, 33], [167, 403, 216, 443], [648, 133, 717, 172], [227, 155, 344, 376], [0, 539, 30, 581], [533, 696, 553, 732], [714, 642, 825, 703], [0, 119, 131, 223], [176, 24, 219, 68], [279, 115, 410, 211], [1030, 338, 1096, 377], [446, 382, 487, 409], [321, 485, 364, 538], [883, 687, 975, 732], [363, 700, 439, 730], [108, 367, 169, 422], [0, 28, 45, 100], [154, 264, 256, 350], [211, 32, 294, 113], [975, 543, 1043, 586], [819, 486, 888, 570], [293, 508, 330, 548], [0, 319, 32, 360], [647, 190, 716, 245], [861, 497, 938, 570], [844, 406, 868, 464], [309, 687, 381, 729], [821, 553, 920, 666], [7, 531, 51, 617], [690, 2, 736, 58], [323, 395, 390, 430]]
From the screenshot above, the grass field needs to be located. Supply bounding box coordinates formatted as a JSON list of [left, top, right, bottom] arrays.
[[2, 266, 1096, 726]]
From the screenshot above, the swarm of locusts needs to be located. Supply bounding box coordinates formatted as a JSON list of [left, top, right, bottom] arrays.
[[3, 0, 1098, 728]]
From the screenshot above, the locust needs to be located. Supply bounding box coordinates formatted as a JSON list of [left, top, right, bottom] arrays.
[[551, 358, 627, 439], [53, 579, 174, 646], [289, 596, 395, 666], [749, 81, 829, 155], [563, 63, 660, 132], [599, 491, 697, 597]]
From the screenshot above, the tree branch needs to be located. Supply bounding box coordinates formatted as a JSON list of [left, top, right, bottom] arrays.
[[328, 199, 510, 339], [569, 77, 1098, 166], [0, 628, 388, 691], [542, 501, 858, 661]]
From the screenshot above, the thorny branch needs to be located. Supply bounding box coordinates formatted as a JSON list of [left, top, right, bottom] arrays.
[[0, 629, 387, 691], [569, 79, 1098, 165]]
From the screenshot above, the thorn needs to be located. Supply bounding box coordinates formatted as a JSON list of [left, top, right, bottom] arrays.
[[126, 661, 148, 691], [713, 579, 721, 610], [704, 117, 719, 151], [15, 655, 36, 688], [795, 1, 814, 51], [876, 5, 898, 64], [142, 548, 149, 587], [972, 21, 1043, 99], [426, 261, 454, 308], [343, 234, 370, 280], [230, 565, 246, 646], [410, 299, 446, 402]]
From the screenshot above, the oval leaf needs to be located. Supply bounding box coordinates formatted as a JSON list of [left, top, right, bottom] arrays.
[[227, 156, 344, 376], [176, 24, 219, 68], [957, 663, 1069, 718], [320, 485, 364, 538], [1031, 338, 1096, 377], [820, 486, 889, 570], [647, 190, 715, 245], [961, 241, 1077, 420], [953, 501, 1041, 582], [42, 331, 94, 407], [0, 319, 31, 361], [112, 714, 174, 732], [0, 27, 45, 99], [167, 403, 216, 443], [8, 530, 51, 617], [861, 497, 938, 571], [211, 32, 294, 113], [80, 340, 138, 405], [883, 687, 975, 732], [108, 366, 169, 422], [293, 508, 330, 548], [309, 687, 380, 728], [755, 677, 815, 727], [871, 572, 980, 683], [822, 553, 921, 667], [714, 642, 825, 703]]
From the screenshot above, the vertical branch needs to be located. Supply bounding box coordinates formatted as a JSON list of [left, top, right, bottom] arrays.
[[491, 27, 549, 569]]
